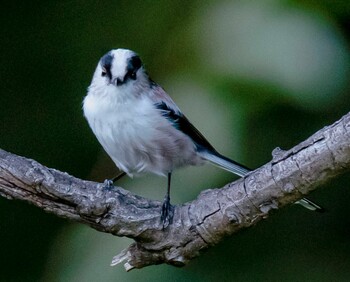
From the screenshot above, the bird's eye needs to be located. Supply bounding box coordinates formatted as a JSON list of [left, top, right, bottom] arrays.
[[130, 72, 136, 80], [101, 69, 107, 77], [124, 71, 137, 82]]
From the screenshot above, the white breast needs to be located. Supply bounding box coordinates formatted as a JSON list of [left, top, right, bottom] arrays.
[[83, 89, 201, 177]]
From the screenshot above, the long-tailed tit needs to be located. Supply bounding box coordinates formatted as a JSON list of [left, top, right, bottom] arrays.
[[83, 49, 323, 226]]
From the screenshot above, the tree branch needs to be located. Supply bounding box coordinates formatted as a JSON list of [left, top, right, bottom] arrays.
[[0, 112, 350, 271]]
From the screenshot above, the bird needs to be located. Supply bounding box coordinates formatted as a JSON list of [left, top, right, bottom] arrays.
[[83, 48, 323, 227]]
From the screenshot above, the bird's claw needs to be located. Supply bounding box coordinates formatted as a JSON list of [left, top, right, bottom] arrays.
[[103, 179, 114, 191], [160, 195, 173, 228]]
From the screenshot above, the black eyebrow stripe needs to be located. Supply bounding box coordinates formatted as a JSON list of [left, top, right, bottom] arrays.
[[127, 55, 142, 73], [100, 52, 114, 80]]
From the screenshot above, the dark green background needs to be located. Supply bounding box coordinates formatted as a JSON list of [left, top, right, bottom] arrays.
[[1, 1, 350, 281]]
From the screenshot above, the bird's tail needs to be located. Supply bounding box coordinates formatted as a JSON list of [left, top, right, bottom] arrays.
[[294, 198, 325, 212], [200, 150, 324, 212], [200, 151, 251, 177]]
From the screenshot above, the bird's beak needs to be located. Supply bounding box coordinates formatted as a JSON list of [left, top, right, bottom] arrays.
[[110, 77, 123, 86]]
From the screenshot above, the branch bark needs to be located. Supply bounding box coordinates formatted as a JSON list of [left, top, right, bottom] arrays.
[[0, 112, 350, 271]]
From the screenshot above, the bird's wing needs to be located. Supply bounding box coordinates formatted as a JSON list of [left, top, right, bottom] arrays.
[[149, 84, 215, 152]]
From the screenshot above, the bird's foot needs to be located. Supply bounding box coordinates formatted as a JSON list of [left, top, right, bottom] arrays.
[[102, 179, 114, 191], [160, 195, 174, 229]]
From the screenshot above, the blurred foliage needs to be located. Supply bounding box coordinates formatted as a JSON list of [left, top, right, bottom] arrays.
[[1, 0, 350, 281]]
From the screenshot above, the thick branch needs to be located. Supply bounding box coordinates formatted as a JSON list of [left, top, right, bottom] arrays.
[[0, 112, 350, 271]]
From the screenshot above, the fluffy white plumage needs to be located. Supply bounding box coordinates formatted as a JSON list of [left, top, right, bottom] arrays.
[[83, 49, 204, 177]]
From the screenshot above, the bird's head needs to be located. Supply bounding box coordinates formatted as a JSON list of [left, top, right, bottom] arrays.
[[89, 49, 151, 99]]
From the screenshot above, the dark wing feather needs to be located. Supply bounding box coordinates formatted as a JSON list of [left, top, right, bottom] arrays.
[[154, 101, 215, 152]]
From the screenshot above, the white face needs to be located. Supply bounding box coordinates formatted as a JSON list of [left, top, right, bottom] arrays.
[[90, 48, 148, 92]]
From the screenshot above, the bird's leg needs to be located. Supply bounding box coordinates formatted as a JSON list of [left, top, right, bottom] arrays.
[[111, 171, 127, 183], [103, 171, 127, 190], [161, 172, 174, 228]]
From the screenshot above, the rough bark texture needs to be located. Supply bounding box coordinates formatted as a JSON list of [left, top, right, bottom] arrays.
[[0, 112, 349, 271]]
